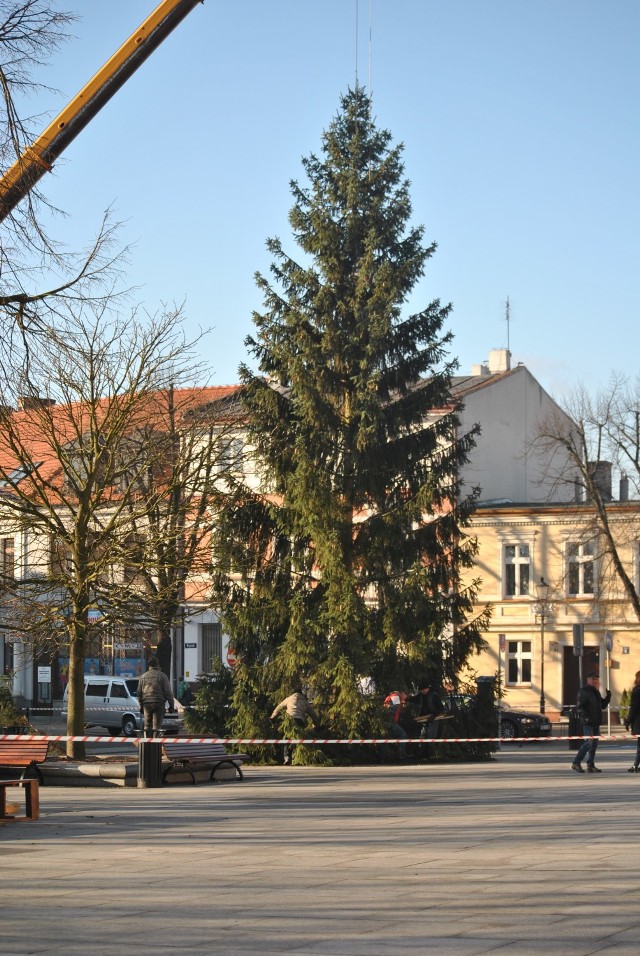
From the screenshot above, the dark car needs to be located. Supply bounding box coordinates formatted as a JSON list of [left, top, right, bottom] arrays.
[[443, 694, 552, 740], [497, 703, 552, 740]]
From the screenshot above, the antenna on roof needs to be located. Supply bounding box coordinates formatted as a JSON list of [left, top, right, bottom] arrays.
[[355, 0, 374, 101], [368, 0, 373, 100], [355, 0, 359, 87], [505, 296, 510, 353]]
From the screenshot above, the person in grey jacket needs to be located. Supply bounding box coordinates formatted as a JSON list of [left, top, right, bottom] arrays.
[[571, 672, 611, 774], [625, 670, 640, 773], [270, 690, 320, 765], [137, 657, 174, 738]]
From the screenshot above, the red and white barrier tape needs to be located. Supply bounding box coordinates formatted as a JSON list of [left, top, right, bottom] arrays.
[[27, 704, 184, 716], [0, 733, 633, 744]]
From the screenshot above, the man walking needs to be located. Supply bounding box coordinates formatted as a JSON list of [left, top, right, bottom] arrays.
[[571, 672, 611, 774], [137, 656, 175, 738]]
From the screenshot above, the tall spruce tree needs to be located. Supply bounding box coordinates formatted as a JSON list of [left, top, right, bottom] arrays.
[[213, 88, 488, 743]]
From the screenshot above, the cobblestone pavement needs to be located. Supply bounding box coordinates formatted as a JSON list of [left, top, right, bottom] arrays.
[[2, 743, 640, 955]]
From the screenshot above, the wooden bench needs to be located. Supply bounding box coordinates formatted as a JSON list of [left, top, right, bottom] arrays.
[[161, 741, 248, 785], [0, 739, 49, 784], [0, 778, 40, 822]]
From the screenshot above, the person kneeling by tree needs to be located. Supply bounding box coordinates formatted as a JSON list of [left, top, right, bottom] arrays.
[[270, 689, 320, 765]]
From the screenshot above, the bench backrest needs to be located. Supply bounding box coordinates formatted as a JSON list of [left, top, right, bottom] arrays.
[[0, 739, 50, 766], [163, 742, 234, 761]]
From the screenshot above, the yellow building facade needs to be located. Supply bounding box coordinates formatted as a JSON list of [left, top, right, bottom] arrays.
[[465, 501, 640, 722]]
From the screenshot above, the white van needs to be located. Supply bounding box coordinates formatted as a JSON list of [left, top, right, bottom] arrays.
[[62, 676, 182, 737]]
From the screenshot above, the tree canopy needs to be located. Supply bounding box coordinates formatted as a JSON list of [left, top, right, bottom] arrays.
[[213, 88, 488, 748]]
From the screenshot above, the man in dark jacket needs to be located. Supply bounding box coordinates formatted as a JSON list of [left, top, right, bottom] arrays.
[[409, 683, 444, 759], [137, 657, 175, 738], [571, 672, 611, 774], [624, 670, 640, 772]]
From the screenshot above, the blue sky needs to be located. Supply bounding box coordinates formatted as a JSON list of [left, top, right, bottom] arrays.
[[24, 1, 640, 399]]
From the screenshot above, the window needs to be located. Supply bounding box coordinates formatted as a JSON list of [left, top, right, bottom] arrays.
[[506, 640, 532, 685], [504, 544, 530, 597], [123, 534, 147, 586], [0, 462, 41, 488], [201, 623, 222, 671], [217, 433, 244, 475], [50, 536, 73, 578], [110, 683, 127, 699], [0, 537, 14, 582], [86, 681, 109, 698], [3, 638, 14, 675], [567, 542, 595, 596]]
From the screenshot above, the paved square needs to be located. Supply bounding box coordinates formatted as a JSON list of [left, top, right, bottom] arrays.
[[2, 743, 640, 954]]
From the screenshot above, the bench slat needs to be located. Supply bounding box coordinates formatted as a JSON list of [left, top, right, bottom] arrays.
[[0, 742, 49, 765], [163, 743, 245, 760], [161, 742, 247, 785], [0, 740, 49, 784]]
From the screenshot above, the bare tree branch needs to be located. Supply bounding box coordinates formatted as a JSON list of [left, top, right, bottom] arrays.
[[535, 376, 640, 624]]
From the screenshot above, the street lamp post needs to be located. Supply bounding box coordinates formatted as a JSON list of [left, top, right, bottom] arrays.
[[533, 577, 552, 715]]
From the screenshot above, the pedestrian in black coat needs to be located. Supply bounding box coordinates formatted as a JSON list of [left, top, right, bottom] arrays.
[[625, 670, 640, 773], [570, 672, 611, 774]]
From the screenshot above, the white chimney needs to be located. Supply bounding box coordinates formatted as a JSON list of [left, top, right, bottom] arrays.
[[471, 363, 490, 377], [488, 348, 511, 373]]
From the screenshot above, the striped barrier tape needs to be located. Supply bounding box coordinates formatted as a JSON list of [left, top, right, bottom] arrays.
[[0, 733, 635, 744], [26, 704, 184, 716]]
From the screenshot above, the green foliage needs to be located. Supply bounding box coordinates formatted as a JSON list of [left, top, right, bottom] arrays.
[[619, 688, 630, 722], [0, 676, 30, 730], [213, 87, 488, 756], [184, 658, 234, 737]]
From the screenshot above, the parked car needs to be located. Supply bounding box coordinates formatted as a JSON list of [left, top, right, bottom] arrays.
[[62, 676, 183, 737], [443, 694, 551, 740], [497, 703, 552, 740]]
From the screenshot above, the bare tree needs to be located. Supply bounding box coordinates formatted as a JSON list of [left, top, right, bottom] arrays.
[[0, 304, 208, 757], [536, 376, 640, 623], [105, 385, 242, 679], [0, 2, 126, 353]]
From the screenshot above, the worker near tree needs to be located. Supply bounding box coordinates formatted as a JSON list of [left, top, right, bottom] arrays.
[[270, 689, 320, 765], [137, 656, 175, 738]]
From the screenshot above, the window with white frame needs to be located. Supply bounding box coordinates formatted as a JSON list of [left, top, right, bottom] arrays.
[[504, 543, 530, 597], [567, 541, 595, 596], [217, 433, 244, 475], [506, 640, 532, 684]]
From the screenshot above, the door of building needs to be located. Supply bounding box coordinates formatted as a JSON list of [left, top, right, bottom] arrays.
[[563, 645, 600, 707]]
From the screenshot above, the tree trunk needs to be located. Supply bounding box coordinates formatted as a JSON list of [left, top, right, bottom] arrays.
[[66, 628, 86, 760], [156, 630, 172, 679]]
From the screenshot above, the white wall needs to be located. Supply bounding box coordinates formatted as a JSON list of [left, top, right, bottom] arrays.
[[458, 366, 578, 504], [182, 607, 232, 680]]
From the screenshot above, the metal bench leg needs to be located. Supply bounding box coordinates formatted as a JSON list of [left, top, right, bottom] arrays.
[[19, 763, 44, 785], [162, 762, 196, 785], [210, 760, 244, 781]]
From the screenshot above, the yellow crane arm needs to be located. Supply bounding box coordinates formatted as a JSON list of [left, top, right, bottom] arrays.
[[0, 0, 203, 222]]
